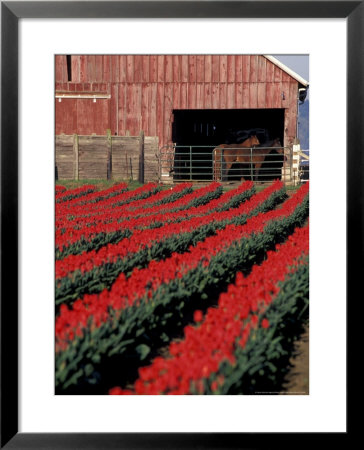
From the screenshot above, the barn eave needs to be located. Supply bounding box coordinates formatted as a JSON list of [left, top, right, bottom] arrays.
[[264, 55, 309, 88]]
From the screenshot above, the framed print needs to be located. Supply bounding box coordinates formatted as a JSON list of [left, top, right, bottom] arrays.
[[1, 1, 359, 448]]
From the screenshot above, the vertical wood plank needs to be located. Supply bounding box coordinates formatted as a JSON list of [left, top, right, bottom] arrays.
[[188, 82, 196, 108], [157, 55, 165, 82], [111, 55, 119, 82], [141, 83, 150, 135], [181, 55, 189, 82], [95, 55, 103, 82], [227, 83, 235, 108], [189, 55, 196, 82], [102, 55, 111, 82], [219, 55, 227, 83], [196, 83, 204, 109], [107, 128, 112, 179], [71, 56, 80, 83], [272, 82, 282, 108], [173, 55, 181, 82], [142, 55, 150, 82], [227, 55, 235, 82], [79, 56, 88, 82], [204, 83, 212, 109], [118, 83, 126, 134], [204, 55, 212, 83], [219, 83, 227, 108], [257, 82, 266, 108], [242, 83, 249, 107], [157, 82, 164, 145], [235, 82, 243, 108], [134, 55, 144, 82], [242, 55, 250, 83], [212, 55, 220, 82], [110, 83, 118, 135], [196, 55, 205, 82], [149, 83, 158, 136], [235, 55, 243, 82], [257, 56, 266, 82], [116, 55, 123, 83], [164, 83, 173, 143], [55, 55, 67, 82], [87, 55, 96, 82], [139, 130, 145, 183], [265, 82, 274, 108], [180, 83, 188, 109], [249, 55, 258, 83], [173, 82, 181, 110], [149, 55, 158, 82], [165, 55, 173, 82], [211, 82, 219, 109], [265, 58, 274, 82], [129, 83, 142, 134], [281, 81, 290, 109], [288, 81, 298, 140], [127, 55, 135, 82], [249, 83, 258, 108], [274, 63, 282, 82]]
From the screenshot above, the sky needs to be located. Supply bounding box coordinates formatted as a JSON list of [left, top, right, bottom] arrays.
[[271, 54, 309, 82]]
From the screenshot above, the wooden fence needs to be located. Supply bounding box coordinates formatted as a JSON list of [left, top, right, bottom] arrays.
[[55, 131, 159, 182]]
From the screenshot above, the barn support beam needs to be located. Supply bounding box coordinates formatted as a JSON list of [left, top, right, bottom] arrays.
[[106, 129, 112, 180], [73, 133, 79, 180], [139, 130, 145, 184]]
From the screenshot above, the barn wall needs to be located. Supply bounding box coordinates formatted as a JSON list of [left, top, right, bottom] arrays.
[[55, 55, 298, 148]]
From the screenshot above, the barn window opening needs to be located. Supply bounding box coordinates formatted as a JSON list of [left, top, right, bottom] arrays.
[[171, 109, 285, 181], [66, 55, 72, 82]]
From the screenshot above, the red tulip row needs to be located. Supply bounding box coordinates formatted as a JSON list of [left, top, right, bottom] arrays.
[[57, 182, 128, 211], [55, 181, 276, 279], [55, 181, 280, 306], [55, 182, 223, 256], [55, 185, 96, 203], [55, 185, 67, 194], [55, 182, 308, 350], [109, 222, 309, 395], [56, 182, 193, 232], [56, 182, 160, 221]]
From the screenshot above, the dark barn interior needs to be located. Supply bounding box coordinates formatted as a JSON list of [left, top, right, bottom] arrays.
[[172, 109, 285, 181]]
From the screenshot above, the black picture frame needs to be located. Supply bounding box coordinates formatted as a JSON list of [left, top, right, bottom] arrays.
[[1, 1, 358, 448]]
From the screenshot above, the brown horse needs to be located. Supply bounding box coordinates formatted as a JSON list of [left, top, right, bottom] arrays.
[[213, 135, 260, 181], [213, 137, 285, 181], [249, 138, 285, 181]]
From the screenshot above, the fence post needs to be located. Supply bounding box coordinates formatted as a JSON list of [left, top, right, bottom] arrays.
[[250, 147, 253, 181], [73, 133, 79, 180], [106, 129, 112, 180], [139, 130, 145, 184]]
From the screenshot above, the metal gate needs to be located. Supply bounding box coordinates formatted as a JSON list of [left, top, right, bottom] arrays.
[[159, 144, 294, 184]]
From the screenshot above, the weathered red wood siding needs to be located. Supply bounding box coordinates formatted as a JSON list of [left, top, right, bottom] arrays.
[[55, 55, 299, 147]]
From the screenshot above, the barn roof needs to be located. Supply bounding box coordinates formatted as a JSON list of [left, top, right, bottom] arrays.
[[264, 55, 309, 87]]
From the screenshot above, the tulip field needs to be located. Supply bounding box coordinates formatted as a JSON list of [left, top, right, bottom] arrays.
[[55, 180, 309, 395]]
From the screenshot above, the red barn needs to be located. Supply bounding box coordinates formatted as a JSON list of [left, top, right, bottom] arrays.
[[55, 55, 308, 182]]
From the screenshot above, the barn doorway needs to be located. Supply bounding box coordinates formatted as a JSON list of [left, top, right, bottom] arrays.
[[171, 109, 285, 181]]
